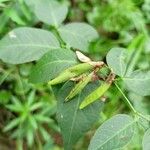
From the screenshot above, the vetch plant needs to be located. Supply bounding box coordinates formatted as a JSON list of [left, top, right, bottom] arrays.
[[0, 0, 150, 149]]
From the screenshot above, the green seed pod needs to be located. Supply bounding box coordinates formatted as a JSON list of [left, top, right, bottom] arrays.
[[48, 70, 76, 85], [69, 63, 93, 73], [48, 62, 104, 85], [65, 72, 93, 101], [79, 73, 115, 109], [69, 61, 104, 73]]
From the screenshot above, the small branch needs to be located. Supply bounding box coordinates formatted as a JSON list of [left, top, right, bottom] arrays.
[[114, 82, 137, 113], [115, 82, 150, 122]]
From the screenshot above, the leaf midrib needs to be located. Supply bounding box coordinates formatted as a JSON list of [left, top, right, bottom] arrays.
[[0, 44, 59, 49], [67, 94, 81, 147]]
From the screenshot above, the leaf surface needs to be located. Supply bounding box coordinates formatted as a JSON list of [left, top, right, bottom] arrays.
[[123, 70, 150, 96], [142, 128, 150, 150], [0, 27, 60, 64], [29, 48, 77, 83], [106, 48, 127, 76], [57, 81, 104, 150], [88, 114, 135, 150], [58, 23, 99, 51], [25, 0, 68, 26]]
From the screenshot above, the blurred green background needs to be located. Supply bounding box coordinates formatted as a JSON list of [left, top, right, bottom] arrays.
[[0, 0, 150, 149]]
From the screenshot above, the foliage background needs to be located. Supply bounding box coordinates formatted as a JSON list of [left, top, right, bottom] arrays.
[[0, 0, 150, 149]]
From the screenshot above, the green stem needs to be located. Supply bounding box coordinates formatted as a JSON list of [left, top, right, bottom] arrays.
[[115, 82, 150, 122], [114, 82, 137, 113], [51, 26, 66, 48]]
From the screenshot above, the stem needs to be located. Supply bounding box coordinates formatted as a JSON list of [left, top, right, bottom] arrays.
[[50, 26, 66, 48], [114, 82, 137, 113], [115, 82, 150, 122]]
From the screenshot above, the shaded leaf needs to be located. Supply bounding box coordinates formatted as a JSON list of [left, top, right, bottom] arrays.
[[88, 114, 136, 150], [0, 27, 60, 64], [58, 23, 99, 51], [29, 48, 77, 83], [57, 81, 104, 150]]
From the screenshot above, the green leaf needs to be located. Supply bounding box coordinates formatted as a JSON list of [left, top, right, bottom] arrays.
[[29, 48, 77, 83], [28, 116, 38, 130], [8, 7, 26, 25], [142, 128, 150, 150], [0, 27, 60, 64], [106, 47, 127, 77], [39, 127, 51, 141], [0, 90, 11, 104], [30, 102, 44, 111], [58, 23, 99, 51], [4, 118, 20, 132], [27, 128, 34, 147], [123, 70, 150, 96], [34, 114, 52, 123], [88, 114, 136, 150], [57, 81, 104, 150], [25, 0, 68, 26]]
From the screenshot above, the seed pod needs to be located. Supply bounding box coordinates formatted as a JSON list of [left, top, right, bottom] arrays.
[[65, 72, 93, 101], [48, 62, 104, 85], [69, 63, 93, 72], [79, 72, 115, 109], [48, 70, 76, 85]]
